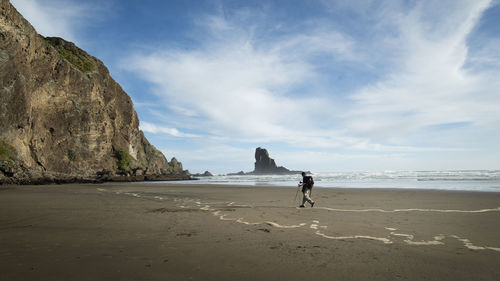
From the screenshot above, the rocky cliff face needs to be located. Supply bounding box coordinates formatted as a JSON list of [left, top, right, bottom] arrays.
[[254, 147, 279, 173], [0, 0, 187, 183], [253, 147, 297, 174]]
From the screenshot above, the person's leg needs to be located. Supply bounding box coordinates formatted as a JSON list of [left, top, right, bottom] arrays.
[[304, 189, 315, 206], [301, 191, 307, 207]]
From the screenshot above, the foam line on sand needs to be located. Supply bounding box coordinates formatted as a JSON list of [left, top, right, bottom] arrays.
[[95, 188, 500, 252], [315, 231, 393, 244], [385, 228, 500, 251], [317, 206, 500, 213]]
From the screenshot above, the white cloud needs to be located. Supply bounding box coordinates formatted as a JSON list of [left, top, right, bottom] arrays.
[[123, 21, 350, 145], [159, 145, 255, 174], [140, 121, 199, 138], [123, 1, 499, 171], [346, 0, 500, 138], [467, 38, 500, 69], [7, 0, 498, 172], [10, 0, 97, 43]]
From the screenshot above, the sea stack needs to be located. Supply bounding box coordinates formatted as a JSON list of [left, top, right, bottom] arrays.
[[0, 0, 188, 183], [254, 147, 279, 173], [251, 147, 302, 175]]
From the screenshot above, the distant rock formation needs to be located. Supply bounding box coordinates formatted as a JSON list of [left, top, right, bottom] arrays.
[[0, 1, 189, 184], [229, 147, 304, 175], [192, 171, 213, 177], [253, 147, 293, 174]]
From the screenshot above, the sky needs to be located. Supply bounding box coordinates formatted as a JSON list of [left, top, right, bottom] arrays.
[[10, 0, 500, 174]]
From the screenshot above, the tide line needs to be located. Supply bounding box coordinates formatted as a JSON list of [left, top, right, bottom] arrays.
[[317, 206, 500, 213], [183, 199, 500, 252], [210, 209, 306, 228], [315, 230, 393, 244], [385, 228, 500, 252]]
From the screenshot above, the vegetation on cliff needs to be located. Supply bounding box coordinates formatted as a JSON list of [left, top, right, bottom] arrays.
[[115, 149, 135, 174], [0, 139, 16, 164], [0, 139, 16, 177], [44, 37, 95, 72]]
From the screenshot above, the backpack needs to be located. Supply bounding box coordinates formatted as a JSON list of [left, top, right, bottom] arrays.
[[307, 176, 314, 187], [303, 176, 314, 191]]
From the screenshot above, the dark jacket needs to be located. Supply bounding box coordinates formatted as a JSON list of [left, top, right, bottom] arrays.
[[302, 176, 314, 192]]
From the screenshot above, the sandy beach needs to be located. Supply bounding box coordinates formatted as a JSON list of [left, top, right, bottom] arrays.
[[1, 183, 499, 281]]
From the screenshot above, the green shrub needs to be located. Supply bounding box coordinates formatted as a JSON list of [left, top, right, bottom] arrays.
[[67, 149, 76, 161], [0, 139, 16, 169], [0, 139, 15, 161], [44, 37, 95, 72], [116, 149, 135, 174]]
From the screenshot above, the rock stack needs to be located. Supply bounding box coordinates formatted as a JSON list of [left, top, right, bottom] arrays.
[[229, 147, 304, 175]]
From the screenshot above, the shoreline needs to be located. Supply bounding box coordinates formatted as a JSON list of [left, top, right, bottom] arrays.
[[1, 183, 499, 280], [0, 174, 194, 185]]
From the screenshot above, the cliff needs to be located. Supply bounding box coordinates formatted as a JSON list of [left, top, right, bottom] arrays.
[[0, 0, 188, 184]]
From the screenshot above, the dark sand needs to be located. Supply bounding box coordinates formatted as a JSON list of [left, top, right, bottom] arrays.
[[1, 183, 499, 280]]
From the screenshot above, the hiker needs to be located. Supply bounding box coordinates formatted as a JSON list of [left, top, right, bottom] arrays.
[[299, 172, 315, 208]]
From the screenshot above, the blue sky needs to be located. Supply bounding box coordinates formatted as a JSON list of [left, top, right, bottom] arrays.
[[11, 0, 500, 173]]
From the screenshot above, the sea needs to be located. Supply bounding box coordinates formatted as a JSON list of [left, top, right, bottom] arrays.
[[159, 170, 500, 192]]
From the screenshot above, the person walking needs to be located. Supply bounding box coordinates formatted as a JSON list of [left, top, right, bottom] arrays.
[[299, 172, 315, 208]]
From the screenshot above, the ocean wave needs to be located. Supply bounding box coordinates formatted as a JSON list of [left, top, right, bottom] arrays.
[[156, 170, 500, 192]]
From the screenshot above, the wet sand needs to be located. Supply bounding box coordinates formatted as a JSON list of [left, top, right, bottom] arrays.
[[1, 183, 499, 280]]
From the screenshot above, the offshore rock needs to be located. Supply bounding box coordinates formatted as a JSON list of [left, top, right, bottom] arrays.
[[0, 0, 189, 184], [252, 147, 299, 175], [228, 147, 304, 175], [192, 171, 213, 177]]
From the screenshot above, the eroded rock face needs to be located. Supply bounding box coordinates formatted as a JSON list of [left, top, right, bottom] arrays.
[[254, 147, 278, 173], [252, 147, 300, 175], [0, 0, 187, 183]]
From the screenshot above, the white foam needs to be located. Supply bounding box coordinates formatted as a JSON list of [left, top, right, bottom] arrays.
[[315, 231, 392, 244], [390, 232, 414, 239], [236, 218, 260, 225], [404, 239, 444, 245], [434, 235, 446, 241], [97, 188, 106, 192], [123, 192, 141, 198], [387, 231, 500, 252], [389, 230, 446, 246], [448, 235, 500, 251], [183, 200, 500, 252], [212, 211, 236, 221], [318, 206, 500, 213], [265, 222, 307, 228], [211, 211, 306, 228], [220, 215, 235, 221], [200, 205, 213, 211]]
